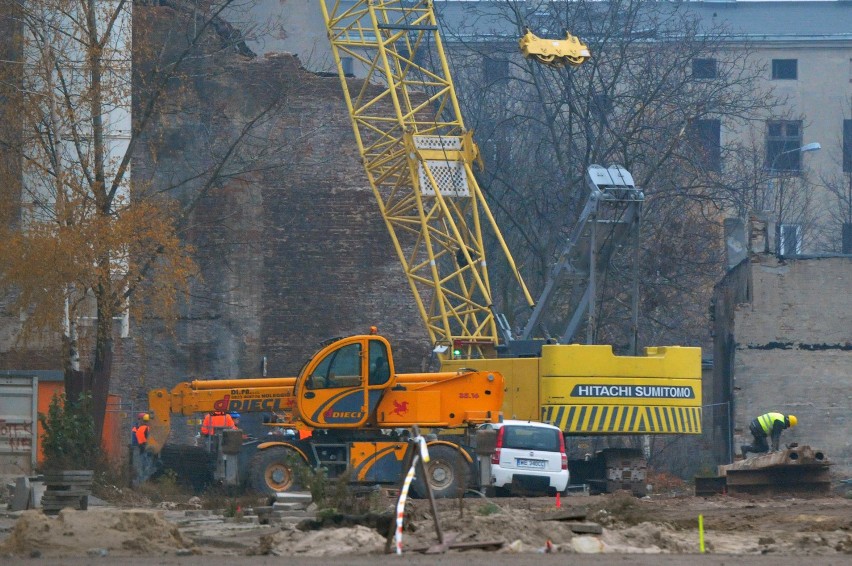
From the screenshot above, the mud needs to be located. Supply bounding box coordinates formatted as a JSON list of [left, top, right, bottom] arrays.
[[1, 492, 851, 560]]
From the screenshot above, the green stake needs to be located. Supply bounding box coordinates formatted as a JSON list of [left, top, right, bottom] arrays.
[[698, 514, 705, 553]]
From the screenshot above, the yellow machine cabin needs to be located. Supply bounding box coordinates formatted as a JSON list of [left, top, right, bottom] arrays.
[[443, 344, 701, 434]]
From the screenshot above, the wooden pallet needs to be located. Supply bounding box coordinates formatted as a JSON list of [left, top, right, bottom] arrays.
[[42, 471, 93, 514]]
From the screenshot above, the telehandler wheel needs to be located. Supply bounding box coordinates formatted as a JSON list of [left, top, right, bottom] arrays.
[[250, 446, 304, 496], [413, 445, 467, 499]]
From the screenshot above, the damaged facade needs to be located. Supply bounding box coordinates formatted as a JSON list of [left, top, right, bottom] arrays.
[[711, 221, 852, 477], [0, 6, 428, 429]]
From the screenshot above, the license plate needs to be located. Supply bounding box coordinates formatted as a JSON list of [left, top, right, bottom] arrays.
[[516, 458, 546, 469]]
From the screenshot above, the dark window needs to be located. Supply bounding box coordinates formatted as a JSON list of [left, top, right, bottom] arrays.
[[396, 45, 410, 65], [591, 92, 612, 123], [502, 425, 561, 452], [844, 119, 852, 173], [483, 56, 509, 83], [692, 58, 717, 79], [766, 120, 803, 171], [772, 59, 797, 80], [368, 341, 391, 386], [689, 119, 721, 171], [308, 343, 362, 389], [340, 57, 353, 77], [778, 224, 802, 255]]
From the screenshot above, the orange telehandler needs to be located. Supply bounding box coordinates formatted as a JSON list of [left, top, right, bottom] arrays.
[[144, 332, 503, 496]]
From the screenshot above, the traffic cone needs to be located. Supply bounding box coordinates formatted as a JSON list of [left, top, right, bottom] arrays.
[[555, 492, 561, 509]]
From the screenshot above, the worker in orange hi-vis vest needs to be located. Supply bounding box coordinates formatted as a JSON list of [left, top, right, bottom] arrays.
[[201, 411, 236, 436], [131, 412, 146, 446], [134, 414, 151, 452]]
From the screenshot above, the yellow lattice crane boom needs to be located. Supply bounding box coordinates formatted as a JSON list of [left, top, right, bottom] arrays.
[[320, 0, 534, 358]]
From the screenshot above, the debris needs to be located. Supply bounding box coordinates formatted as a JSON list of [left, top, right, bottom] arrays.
[[0, 509, 189, 558], [9, 477, 31, 512], [694, 475, 727, 496], [718, 445, 831, 496], [258, 525, 385, 556], [571, 535, 605, 553], [41, 470, 93, 514], [569, 522, 604, 535], [536, 507, 588, 522]]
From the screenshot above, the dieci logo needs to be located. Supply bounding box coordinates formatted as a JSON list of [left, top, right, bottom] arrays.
[[323, 409, 365, 420], [213, 395, 231, 412]]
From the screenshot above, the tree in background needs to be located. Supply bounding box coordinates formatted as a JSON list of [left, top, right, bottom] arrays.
[[443, 0, 780, 351], [0, 0, 285, 442]]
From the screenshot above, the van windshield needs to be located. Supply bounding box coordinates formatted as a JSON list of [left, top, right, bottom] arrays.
[[502, 426, 560, 452]]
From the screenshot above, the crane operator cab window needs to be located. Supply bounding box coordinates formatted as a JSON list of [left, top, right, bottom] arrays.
[[308, 342, 362, 389], [369, 341, 391, 386]]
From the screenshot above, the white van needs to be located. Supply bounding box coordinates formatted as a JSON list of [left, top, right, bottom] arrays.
[[482, 420, 570, 496]]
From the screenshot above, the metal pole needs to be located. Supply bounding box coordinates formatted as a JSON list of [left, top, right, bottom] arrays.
[[727, 400, 734, 464], [586, 211, 597, 344]]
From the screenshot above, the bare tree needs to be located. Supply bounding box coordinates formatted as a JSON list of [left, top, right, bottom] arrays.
[[441, 0, 780, 350], [818, 108, 852, 253], [0, 0, 289, 440]]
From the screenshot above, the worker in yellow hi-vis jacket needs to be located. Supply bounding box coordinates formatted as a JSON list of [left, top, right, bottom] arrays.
[[741, 412, 797, 458]]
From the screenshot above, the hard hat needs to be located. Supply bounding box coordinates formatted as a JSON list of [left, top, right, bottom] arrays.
[[787, 414, 798, 427], [142, 414, 150, 421], [230, 412, 241, 419]]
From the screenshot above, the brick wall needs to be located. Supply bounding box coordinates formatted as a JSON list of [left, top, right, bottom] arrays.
[[107, 8, 430, 420]]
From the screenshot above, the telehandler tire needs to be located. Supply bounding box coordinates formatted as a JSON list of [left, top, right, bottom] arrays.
[[250, 446, 305, 496], [413, 444, 467, 499]]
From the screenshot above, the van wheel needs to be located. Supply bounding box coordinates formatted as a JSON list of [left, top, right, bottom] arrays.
[[413, 445, 467, 499], [250, 446, 304, 496]]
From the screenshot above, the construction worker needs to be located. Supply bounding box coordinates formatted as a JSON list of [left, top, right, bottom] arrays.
[[201, 411, 235, 436], [741, 412, 798, 459], [131, 412, 146, 446], [134, 413, 151, 452]]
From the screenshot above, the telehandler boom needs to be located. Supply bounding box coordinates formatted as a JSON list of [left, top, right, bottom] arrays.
[[146, 333, 503, 496]]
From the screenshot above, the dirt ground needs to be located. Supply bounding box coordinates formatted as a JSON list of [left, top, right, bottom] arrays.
[[2, 485, 851, 564]]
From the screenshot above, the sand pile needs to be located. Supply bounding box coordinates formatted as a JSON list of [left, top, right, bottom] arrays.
[[0, 508, 190, 558], [258, 525, 386, 556]]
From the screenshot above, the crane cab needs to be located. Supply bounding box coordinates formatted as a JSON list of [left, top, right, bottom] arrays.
[[295, 334, 394, 428]]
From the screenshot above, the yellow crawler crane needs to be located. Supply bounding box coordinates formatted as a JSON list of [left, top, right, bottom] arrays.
[[321, 0, 702, 495]]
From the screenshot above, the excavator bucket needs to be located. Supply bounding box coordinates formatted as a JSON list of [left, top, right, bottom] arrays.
[[519, 29, 590, 68]]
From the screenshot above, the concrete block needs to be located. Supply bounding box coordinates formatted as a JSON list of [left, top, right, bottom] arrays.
[[10, 477, 30, 511], [272, 501, 306, 511], [273, 491, 312, 504], [184, 509, 212, 517], [30, 481, 45, 508]]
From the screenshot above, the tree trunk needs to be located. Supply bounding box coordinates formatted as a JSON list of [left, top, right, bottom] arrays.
[[91, 310, 114, 444]]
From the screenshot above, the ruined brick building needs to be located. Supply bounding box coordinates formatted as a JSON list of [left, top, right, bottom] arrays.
[[0, 6, 428, 416], [710, 222, 852, 478]]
